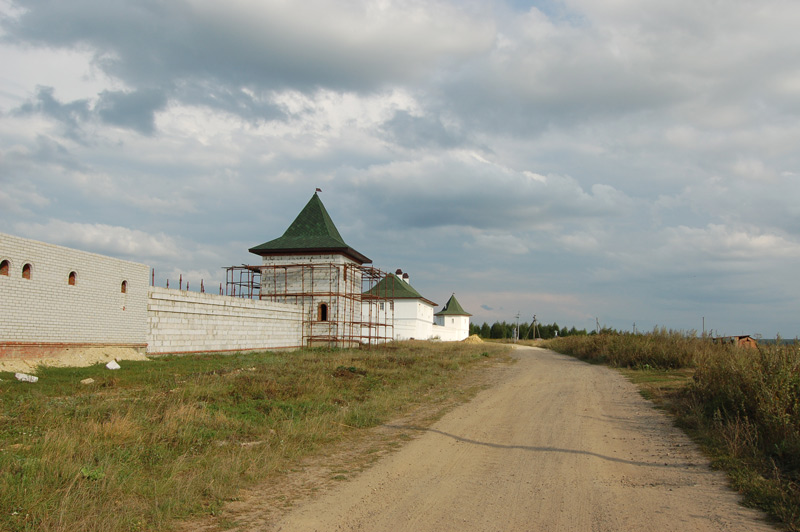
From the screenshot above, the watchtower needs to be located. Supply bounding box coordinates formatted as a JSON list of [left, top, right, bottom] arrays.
[[248, 193, 388, 346]]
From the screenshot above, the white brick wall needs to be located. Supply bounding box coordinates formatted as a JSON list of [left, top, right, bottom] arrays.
[[259, 254, 363, 345], [431, 323, 469, 342], [0, 232, 149, 350], [2, 232, 468, 358], [147, 287, 303, 354]]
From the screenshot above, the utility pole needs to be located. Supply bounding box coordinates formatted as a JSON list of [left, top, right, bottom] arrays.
[[514, 312, 520, 343], [596, 317, 600, 334]]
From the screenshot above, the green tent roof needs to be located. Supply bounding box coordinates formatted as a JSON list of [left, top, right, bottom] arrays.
[[364, 274, 437, 306], [249, 193, 370, 264], [435, 294, 471, 316]]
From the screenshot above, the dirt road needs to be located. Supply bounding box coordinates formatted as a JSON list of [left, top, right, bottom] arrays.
[[268, 346, 775, 531]]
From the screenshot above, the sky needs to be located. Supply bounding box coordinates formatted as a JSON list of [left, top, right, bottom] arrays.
[[2, 0, 799, 338]]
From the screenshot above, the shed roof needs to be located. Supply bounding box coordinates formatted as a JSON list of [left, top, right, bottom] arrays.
[[249, 193, 370, 264], [364, 273, 437, 307], [435, 293, 472, 316]]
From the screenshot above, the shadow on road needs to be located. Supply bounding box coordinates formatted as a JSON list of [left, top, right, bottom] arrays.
[[383, 424, 694, 470]]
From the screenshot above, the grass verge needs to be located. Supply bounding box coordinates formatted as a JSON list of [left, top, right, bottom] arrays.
[[545, 333, 800, 532], [0, 341, 509, 532]]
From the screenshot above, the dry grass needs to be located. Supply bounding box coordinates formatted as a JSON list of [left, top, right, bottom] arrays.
[[0, 341, 509, 532], [545, 332, 800, 531]]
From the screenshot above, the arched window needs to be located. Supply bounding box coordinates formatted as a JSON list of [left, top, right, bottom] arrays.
[[121, 280, 128, 294], [22, 263, 32, 280], [318, 303, 328, 322], [0, 259, 9, 276], [68, 271, 77, 285]]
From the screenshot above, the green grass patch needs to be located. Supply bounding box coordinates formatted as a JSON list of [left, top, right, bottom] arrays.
[[0, 341, 509, 532]]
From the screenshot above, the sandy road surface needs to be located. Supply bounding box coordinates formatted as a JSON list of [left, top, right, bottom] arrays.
[[271, 346, 775, 532]]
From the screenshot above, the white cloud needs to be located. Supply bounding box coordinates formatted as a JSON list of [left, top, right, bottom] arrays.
[[2, 0, 800, 335], [663, 224, 800, 262], [464, 230, 530, 255], [14, 220, 182, 261], [0, 46, 112, 111]]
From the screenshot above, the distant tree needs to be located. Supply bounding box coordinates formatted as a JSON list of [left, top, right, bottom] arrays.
[[490, 322, 513, 339], [519, 322, 530, 340], [480, 322, 491, 338], [490, 322, 503, 338], [539, 322, 557, 339]]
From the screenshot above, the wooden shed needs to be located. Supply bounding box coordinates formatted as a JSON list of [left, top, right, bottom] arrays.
[[713, 335, 758, 349]]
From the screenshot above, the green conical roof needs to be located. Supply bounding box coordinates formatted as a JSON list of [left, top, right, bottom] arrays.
[[364, 274, 437, 306], [249, 193, 370, 264], [435, 294, 471, 316]]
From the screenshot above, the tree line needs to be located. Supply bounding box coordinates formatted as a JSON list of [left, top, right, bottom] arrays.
[[469, 320, 589, 340]]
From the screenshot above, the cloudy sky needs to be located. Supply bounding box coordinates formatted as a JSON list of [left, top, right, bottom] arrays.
[[2, 0, 799, 338]]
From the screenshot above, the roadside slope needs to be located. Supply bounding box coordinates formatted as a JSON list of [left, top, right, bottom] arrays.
[[272, 346, 776, 531]]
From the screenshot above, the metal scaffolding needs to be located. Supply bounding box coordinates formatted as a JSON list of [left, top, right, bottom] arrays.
[[224, 263, 394, 348]]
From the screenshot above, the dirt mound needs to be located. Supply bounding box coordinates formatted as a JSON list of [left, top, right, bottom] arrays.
[[462, 334, 483, 344], [0, 347, 149, 373]]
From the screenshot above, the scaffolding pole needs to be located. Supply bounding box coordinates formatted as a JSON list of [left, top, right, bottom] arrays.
[[224, 263, 393, 348]]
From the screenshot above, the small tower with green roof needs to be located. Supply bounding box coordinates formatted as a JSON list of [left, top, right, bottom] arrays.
[[434, 293, 472, 340], [363, 270, 437, 340], [249, 192, 371, 347]]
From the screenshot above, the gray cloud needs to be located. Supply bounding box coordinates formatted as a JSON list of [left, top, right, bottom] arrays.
[[380, 110, 467, 149], [96, 89, 167, 135], [2, 0, 800, 336], [14, 86, 90, 140], [2, 0, 494, 93]]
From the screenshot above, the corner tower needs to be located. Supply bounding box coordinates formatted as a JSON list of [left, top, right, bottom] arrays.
[[434, 293, 472, 340], [249, 192, 371, 347]]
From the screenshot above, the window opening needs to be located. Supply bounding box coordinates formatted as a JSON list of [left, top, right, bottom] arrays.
[[68, 271, 77, 285], [0, 260, 8, 276], [22, 263, 32, 280], [319, 303, 328, 322], [121, 280, 128, 294]]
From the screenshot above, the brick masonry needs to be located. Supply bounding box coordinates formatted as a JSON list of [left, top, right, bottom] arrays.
[[147, 287, 304, 354], [2, 232, 469, 362], [1, 232, 150, 359]]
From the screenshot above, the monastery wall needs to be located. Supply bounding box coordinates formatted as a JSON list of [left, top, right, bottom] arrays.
[[431, 324, 468, 342], [147, 287, 304, 354], [2, 230, 469, 365], [433, 315, 470, 341], [0, 232, 149, 360]]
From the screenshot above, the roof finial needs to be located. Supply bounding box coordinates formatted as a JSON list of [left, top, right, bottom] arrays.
[[315, 187, 322, 193]]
